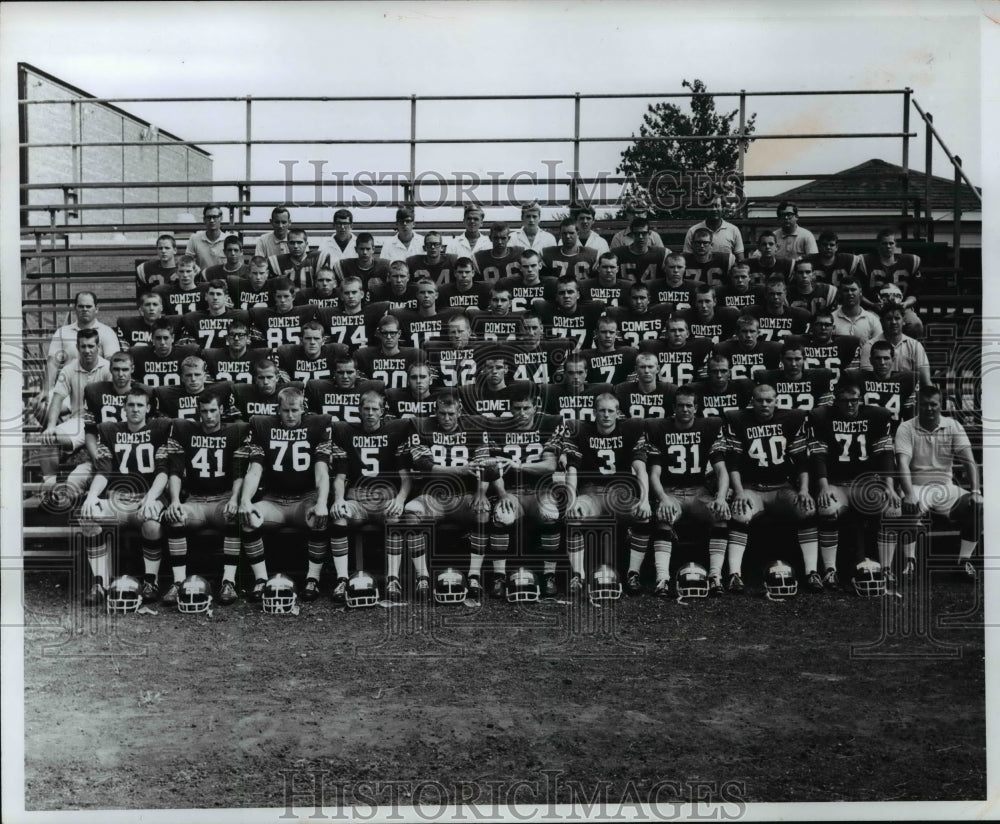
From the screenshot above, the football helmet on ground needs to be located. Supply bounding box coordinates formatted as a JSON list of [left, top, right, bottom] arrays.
[[177, 575, 214, 614], [261, 573, 297, 614], [589, 564, 622, 603], [853, 558, 886, 598], [676, 563, 709, 599], [346, 570, 380, 608], [764, 561, 798, 598], [434, 568, 467, 604], [506, 567, 540, 603], [106, 575, 142, 613]]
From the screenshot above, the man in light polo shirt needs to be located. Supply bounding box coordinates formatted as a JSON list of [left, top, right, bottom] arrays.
[[859, 303, 932, 388], [510, 200, 557, 253], [894, 384, 982, 579], [446, 204, 492, 258], [253, 205, 292, 259], [379, 207, 424, 263], [773, 201, 818, 259], [316, 208, 358, 269], [831, 277, 881, 345], [682, 194, 744, 261], [183, 203, 228, 271], [36, 327, 112, 500]]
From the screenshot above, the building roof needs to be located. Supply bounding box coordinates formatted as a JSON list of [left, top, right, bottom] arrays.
[[770, 158, 981, 213]]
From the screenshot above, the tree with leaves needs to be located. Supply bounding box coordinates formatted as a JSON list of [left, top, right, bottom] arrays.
[[616, 79, 756, 220]]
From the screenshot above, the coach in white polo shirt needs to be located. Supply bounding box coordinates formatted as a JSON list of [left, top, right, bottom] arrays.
[[379, 207, 424, 263], [894, 384, 982, 579], [446, 204, 492, 258], [510, 200, 557, 253]]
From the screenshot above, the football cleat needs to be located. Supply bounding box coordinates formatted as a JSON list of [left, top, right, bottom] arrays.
[[708, 574, 725, 597], [248, 578, 267, 603], [347, 571, 380, 607], [542, 572, 559, 598], [383, 575, 403, 603], [415, 575, 431, 602], [434, 568, 467, 604], [218, 579, 238, 606], [139, 575, 160, 604], [106, 575, 141, 613], [726, 572, 745, 594], [805, 570, 825, 593], [853, 558, 886, 598], [624, 569, 643, 596], [675, 563, 709, 599], [589, 564, 622, 604], [654, 578, 672, 598], [901, 557, 916, 577], [84, 578, 107, 607], [568, 573, 585, 600], [330, 577, 348, 605], [301, 577, 321, 602], [764, 562, 798, 598], [177, 575, 214, 614], [160, 581, 180, 607], [491, 574, 508, 600], [262, 573, 297, 614], [506, 567, 539, 603], [467, 575, 483, 601], [822, 567, 840, 590]]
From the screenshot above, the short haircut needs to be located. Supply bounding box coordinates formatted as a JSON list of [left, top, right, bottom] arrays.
[[508, 383, 539, 404], [674, 384, 699, 404], [665, 252, 686, 266], [196, 389, 222, 409], [300, 320, 325, 336], [489, 221, 509, 234], [731, 262, 750, 275], [564, 352, 588, 370], [736, 313, 759, 330], [223, 234, 243, 250], [333, 208, 353, 225], [176, 254, 198, 269], [138, 291, 162, 306], [463, 203, 484, 217], [75, 290, 99, 306], [870, 339, 895, 357], [596, 314, 618, 330], [395, 207, 414, 222], [270, 277, 295, 294], [156, 234, 176, 247], [629, 281, 649, 296], [447, 313, 471, 329], [818, 230, 839, 244], [574, 204, 596, 219], [765, 275, 787, 290], [792, 259, 814, 273], [519, 249, 540, 264], [879, 302, 905, 320], [838, 276, 861, 291], [202, 203, 222, 218], [424, 230, 442, 244], [693, 282, 716, 297], [277, 385, 305, 405], [254, 356, 280, 374], [270, 206, 291, 221], [388, 260, 409, 276], [521, 200, 542, 215], [227, 318, 248, 334], [249, 255, 269, 269], [110, 351, 134, 366], [206, 278, 228, 293], [356, 232, 375, 247], [77, 327, 100, 344], [454, 256, 475, 270], [757, 230, 777, 243], [152, 318, 176, 334], [833, 376, 862, 397], [559, 217, 576, 231], [917, 384, 943, 403], [287, 228, 308, 240], [876, 228, 897, 242], [377, 313, 401, 331], [340, 274, 364, 291], [556, 273, 578, 288], [126, 386, 152, 404], [181, 355, 207, 372], [812, 308, 834, 325], [629, 216, 649, 232], [780, 339, 805, 356], [415, 277, 438, 292], [707, 353, 731, 368], [436, 390, 461, 409], [692, 228, 713, 242], [359, 388, 386, 408], [597, 252, 619, 267], [776, 201, 798, 216]]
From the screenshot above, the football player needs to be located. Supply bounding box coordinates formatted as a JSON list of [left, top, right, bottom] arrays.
[[327, 390, 417, 602], [153, 255, 206, 316], [858, 229, 922, 338], [675, 284, 739, 343], [748, 276, 811, 342], [638, 316, 713, 387], [393, 278, 463, 348], [136, 234, 178, 291], [368, 260, 418, 313], [275, 320, 349, 384], [894, 385, 982, 579], [388, 361, 439, 419], [789, 309, 860, 384], [227, 255, 272, 311], [614, 350, 676, 420], [848, 339, 916, 434], [295, 266, 341, 310], [718, 384, 818, 593], [116, 291, 168, 350], [204, 234, 248, 281], [716, 263, 762, 312], [746, 231, 792, 285], [712, 314, 782, 382], [541, 219, 598, 281], [647, 253, 696, 311], [267, 228, 319, 289], [470, 283, 525, 343], [407, 231, 458, 286], [161, 391, 250, 606], [83, 351, 141, 432], [314, 274, 371, 351], [690, 353, 755, 418], [535, 275, 604, 350], [234, 357, 296, 419], [303, 354, 385, 423], [577, 315, 637, 385], [439, 256, 491, 312], [425, 313, 482, 389], [202, 319, 257, 385], [559, 393, 652, 597], [78, 387, 170, 605], [645, 386, 730, 595], [809, 378, 896, 588], [176, 278, 252, 350], [354, 314, 423, 391], [683, 228, 733, 286], [333, 232, 390, 290], [606, 281, 672, 348], [494, 249, 554, 313], [236, 386, 333, 601], [461, 349, 533, 419], [474, 222, 524, 283], [803, 230, 858, 286], [757, 340, 835, 412], [131, 319, 199, 388], [544, 352, 614, 422], [250, 278, 314, 350], [786, 260, 838, 317], [579, 252, 631, 308], [508, 311, 573, 385], [153, 355, 237, 422], [615, 217, 669, 283]]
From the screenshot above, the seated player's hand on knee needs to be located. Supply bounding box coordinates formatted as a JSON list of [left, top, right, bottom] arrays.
[[305, 505, 327, 530], [79, 496, 102, 521], [633, 499, 652, 521], [164, 501, 186, 526], [709, 497, 730, 521], [795, 491, 815, 514]]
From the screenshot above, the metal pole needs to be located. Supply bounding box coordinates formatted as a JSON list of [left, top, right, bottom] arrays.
[[572, 93, 581, 205], [953, 155, 962, 269], [737, 90, 746, 175], [924, 112, 934, 243], [901, 88, 910, 239], [408, 95, 417, 206], [244, 96, 252, 217]]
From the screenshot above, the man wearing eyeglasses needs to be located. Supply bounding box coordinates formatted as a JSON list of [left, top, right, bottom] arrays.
[[682, 194, 744, 262], [184, 204, 228, 272], [773, 201, 818, 259]]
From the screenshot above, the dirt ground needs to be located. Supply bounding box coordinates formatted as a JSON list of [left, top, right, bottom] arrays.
[[21, 567, 985, 813]]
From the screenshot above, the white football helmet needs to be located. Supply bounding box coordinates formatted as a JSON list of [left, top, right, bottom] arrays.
[[675, 563, 709, 598], [853, 558, 885, 598], [506, 567, 540, 603], [261, 573, 296, 614], [434, 568, 467, 604], [345, 570, 379, 608], [106, 575, 142, 614], [589, 564, 622, 603], [878, 283, 904, 305], [177, 575, 213, 614], [764, 561, 798, 598]]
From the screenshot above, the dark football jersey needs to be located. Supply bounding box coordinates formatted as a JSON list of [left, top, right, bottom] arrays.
[[276, 342, 351, 384], [683, 252, 732, 286], [803, 252, 857, 286], [638, 338, 713, 386], [329, 418, 414, 484], [559, 418, 648, 481], [786, 282, 838, 317], [614, 380, 676, 420], [690, 377, 755, 418], [409, 415, 490, 495], [645, 416, 725, 489], [578, 347, 637, 385], [333, 258, 390, 290], [240, 413, 333, 496], [470, 313, 525, 343], [508, 340, 574, 385], [204, 263, 247, 285], [303, 378, 385, 424], [93, 418, 172, 494], [393, 308, 464, 349], [386, 388, 439, 420], [294, 289, 341, 310], [424, 339, 485, 387], [579, 278, 632, 309], [366, 286, 418, 314], [406, 253, 458, 286], [494, 276, 556, 314], [675, 306, 740, 344], [116, 316, 165, 349], [202, 346, 260, 385], [791, 335, 861, 383], [858, 253, 921, 300], [83, 381, 144, 431], [438, 281, 491, 312], [757, 368, 835, 411], [535, 302, 605, 350], [543, 383, 615, 422], [745, 255, 793, 286], [475, 248, 523, 283], [227, 275, 272, 311], [607, 306, 673, 348], [713, 338, 783, 382], [747, 305, 811, 342], [808, 404, 894, 485], [719, 408, 809, 487], [250, 305, 316, 349], [131, 344, 200, 389], [460, 381, 537, 419], [267, 252, 320, 290], [483, 413, 562, 490], [154, 381, 236, 422], [164, 419, 249, 497], [313, 307, 370, 351], [234, 382, 301, 420], [353, 346, 422, 391], [136, 259, 177, 291], [716, 285, 764, 312], [614, 246, 667, 283], [541, 246, 598, 281], [153, 283, 206, 315], [845, 368, 916, 433], [646, 278, 698, 312], [177, 309, 252, 350]]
